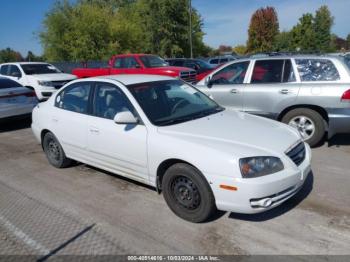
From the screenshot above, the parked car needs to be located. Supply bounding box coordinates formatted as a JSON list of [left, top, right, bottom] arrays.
[[0, 62, 77, 101], [72, 54, 197, 83], [0, 77, 37, 120], [196, 55, 350, 147], [205, 55, 237, 66], [165, 58, 216, 81], [32, 74, 311, 222]]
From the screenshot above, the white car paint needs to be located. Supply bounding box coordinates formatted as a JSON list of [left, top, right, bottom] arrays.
[[0, 62, 77, 100], [32, 75, 312, 215]]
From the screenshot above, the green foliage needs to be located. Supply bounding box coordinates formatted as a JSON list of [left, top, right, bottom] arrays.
[[247, 6, 279, 53], [347, 34, 350, 48], [273, 31, 292, 51], [0, 48, 23, 63], [232, 45, 247, 55], [290, 13, 317, 52], [313, 6, 334, 52], [39, 0, 209, 61]]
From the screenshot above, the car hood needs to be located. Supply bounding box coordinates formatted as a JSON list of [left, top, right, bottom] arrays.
[[157, 109, 301, 156], [29, 73, 77, 81]]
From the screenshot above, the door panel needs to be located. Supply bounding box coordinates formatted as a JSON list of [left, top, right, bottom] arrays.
[[243, 59, 300, 118], [200, 61, 250, 111], [87, 117, 148, 181], [87, 82, 148, 181], [52, 82, 92, 159]]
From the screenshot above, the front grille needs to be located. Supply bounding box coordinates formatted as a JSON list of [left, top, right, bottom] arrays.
[[286, 142, 306, 166], [51, 80, 70, 89], [180, 70, 197, 83]]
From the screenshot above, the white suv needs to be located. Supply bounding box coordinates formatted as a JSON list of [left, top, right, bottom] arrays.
[[0, 62, 77, 100]]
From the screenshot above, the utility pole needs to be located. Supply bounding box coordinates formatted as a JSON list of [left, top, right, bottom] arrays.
[[189, 0, 193, 58]]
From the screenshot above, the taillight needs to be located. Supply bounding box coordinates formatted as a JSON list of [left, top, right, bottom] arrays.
[[341, 89, 350, 102]]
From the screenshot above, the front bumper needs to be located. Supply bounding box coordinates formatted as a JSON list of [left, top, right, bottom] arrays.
[[327, 108, 350, 138], [207, 144, 312, 214]]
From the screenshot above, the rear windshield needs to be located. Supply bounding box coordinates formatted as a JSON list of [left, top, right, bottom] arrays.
[[139, 55, 168, 68], [0, 78, 22, 89], [20, 64, 61, 75]]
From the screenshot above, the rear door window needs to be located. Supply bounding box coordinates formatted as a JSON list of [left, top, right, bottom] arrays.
[[251, 60, 284, 84], [295, 59, 340, 81], [55, 83, 91, 114], [0, 65, 10, 75]]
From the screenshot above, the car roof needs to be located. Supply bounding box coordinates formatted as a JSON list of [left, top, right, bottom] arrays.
[[0, 62, 50, 65], [87, 74, 175, 85], [232, 54, 344, 63]]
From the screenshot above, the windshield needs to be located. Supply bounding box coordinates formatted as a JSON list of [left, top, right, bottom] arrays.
[[139, 55, 168, 68], [20, 64, 61, 75], [127, 80, 223, 126]]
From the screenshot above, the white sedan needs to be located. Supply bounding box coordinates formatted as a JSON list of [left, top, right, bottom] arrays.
[[32, 75, 311, 222]]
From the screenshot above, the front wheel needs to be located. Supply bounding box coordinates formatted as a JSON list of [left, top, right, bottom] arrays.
[[162, 163, 216, 223], [42, 132, 72, 168], [282, 108, 325, 147]]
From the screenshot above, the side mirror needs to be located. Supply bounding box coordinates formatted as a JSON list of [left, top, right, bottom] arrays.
[[114, 110, 138, 125], [206, 76, 213, 88]]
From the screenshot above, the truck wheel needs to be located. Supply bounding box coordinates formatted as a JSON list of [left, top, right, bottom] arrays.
[[282, 108, 325, 147], [43, 132, 72, 168], [162, 163, 216, 223]]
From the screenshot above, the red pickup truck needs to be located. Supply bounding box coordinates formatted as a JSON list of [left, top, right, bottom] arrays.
[[72, 54, 197, 83]]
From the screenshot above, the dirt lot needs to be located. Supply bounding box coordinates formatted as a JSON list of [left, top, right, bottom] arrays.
[[0, 118, 349, 256]]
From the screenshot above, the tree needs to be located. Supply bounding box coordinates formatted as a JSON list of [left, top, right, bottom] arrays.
[[313, 5, 333, 52], [247, 6, 279, 53], [39, 0, 209, 61], [273, 31, 292, 51], [347, 34, 350, 49], [0, 48, 23, 63], [134, 0, 206, 57], [290, 13, 317, 52], [232, 45, 247, 55], [40, 0, 119, 61]]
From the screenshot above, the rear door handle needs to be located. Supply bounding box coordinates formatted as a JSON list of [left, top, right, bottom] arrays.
[[279, 89, 291, 94], [230, 89, 239, 94]]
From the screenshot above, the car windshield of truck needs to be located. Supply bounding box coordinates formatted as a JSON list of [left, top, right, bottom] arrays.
[[139, 55, 168, 68], [127, 80, 223, 126], [20, 64, 61, 75]]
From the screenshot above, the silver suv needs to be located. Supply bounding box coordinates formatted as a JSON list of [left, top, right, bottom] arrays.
[[196, 55, 350, 146]]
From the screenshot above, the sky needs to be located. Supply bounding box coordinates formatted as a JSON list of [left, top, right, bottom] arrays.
[[0, 0, 349, 56]]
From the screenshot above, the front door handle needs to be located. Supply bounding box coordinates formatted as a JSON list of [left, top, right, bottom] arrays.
[[230, 89, 239, 94], [279, 89, 291, 94], [89, 127, 99, 134]]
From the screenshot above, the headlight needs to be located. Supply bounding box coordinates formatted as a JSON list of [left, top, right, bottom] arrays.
[[239, 157, 284, 178], [38, 80, 53, 86]]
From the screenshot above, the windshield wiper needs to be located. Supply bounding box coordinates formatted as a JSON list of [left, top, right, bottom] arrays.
[[157, 107, 224, 126]]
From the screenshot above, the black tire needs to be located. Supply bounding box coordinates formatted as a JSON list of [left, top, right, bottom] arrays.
[[162, 163, 216, 223], [281, 108, 325, 147], [42, 132, 72, 168]]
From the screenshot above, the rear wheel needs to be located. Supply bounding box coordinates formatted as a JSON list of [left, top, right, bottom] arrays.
[[282, 108, 325, 147], [42, 132, 72, 168], [162, 163, 216, 223]]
